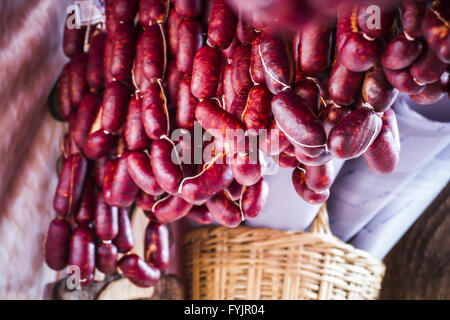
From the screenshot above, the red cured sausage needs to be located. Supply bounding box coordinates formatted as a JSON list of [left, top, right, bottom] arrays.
[[45, 218, 72, 271]]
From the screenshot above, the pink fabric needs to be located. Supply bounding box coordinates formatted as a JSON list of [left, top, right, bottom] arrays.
[[0, 0, 70, 299]]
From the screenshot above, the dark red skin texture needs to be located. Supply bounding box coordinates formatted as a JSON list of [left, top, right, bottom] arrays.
[[319, 104, 351, 136], [54, 154, 88, 216], [195, 99, 246, 145], [110, 22, 137, 82], [191, 46, 222, 99], [304, 162, 333, 192], [153, 195, 193, 223], [383, 65, 425, 94], [231, 44, 252, 95], [104, 35, 115, 85], [94, 192, 119, 241], [187, 205, 214, 224], [145, 207, 161, 222], [118, 254, 161, 288], [59, 64, 72, 121], [272, 90, 326, 148], [362, 65, 399, 112], [241, 177, 269, 220], [96, 242, 118, 275], [87, 32, 106, 91], [250, 11, 266, 31], [127, 151, 164, 196], [401, 0, 426, 38], [381, 33, 423, 71], [336, 5, 353, 54], [410, 82, 446, 104], [139, 0, 169, 26], [293, 79, 320, 114], [357, 2, 395, 38], [298, 21, 332, 77], [63, 25, 84, 58], [258, 119, 292, 156], [294, 147, 334, 167], [110, 152, 139, 207], [68, 114, 78, 148], [165, 60, 182, 107], [144, 221, 170, 269], [328, 59, 364, 106], [73, 93, 102, 148], [69, 54, 89, 108], [231, 152, 262, 186], [115, 208, 134, 253], [410, 45, 447, 84], [203, 0, 215, 28], [173, 135, 197, 177], [138, 25, 166, 81], [364, 108, 400, 174], [237, 13, 256, 45], [95, 157, 108, 188], [112, 0, 138, 22], [216, 54, 227, 96], [124, 96, 151, 151], [328, 108, 382, 160], [69, 226, 96, 281], [180, 154, 234, 205], [225, 179, 243, 201], [223, 34, 240, 61], [45, 218, 72, 271], [167, 8, 182, 57], [223, 63, 236, 111], [208, 0, 237, 49], [64, 132, 81, 158], [75, 177, 96, 225], [250, 34, 265, 84], [176, 77, 198, 130], [132, 45, 150, 94], [175, 0, 203, 18], [259, 32, 294, 94], [236, 0, 318, 31], [105, 0, 121, 34], [292, 167, 329, 204], [206, 191, 241, 228], [273, 152, 300, 168], [292, 30, 300, 66], [84, 131, 117, 160], [142, 81, 169, 139], [151, 138, 184, 194], [101, 82, 130, 133], [340, 32, 378, 72], [136, 191, 161, 211], [227, 94, 247, 119], [177, 19, 204, 75], [103, 158, 119, 206], [243, 85, 272, 131], [421, 7, 450, 64]]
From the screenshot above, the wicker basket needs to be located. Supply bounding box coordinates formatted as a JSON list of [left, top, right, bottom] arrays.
[[183, 205, 386, 300]]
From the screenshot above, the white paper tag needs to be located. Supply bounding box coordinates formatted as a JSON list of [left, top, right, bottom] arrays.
[[67, 0, 104, 28]]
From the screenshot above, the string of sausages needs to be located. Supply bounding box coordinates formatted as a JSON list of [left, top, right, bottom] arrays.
[[45, 0, 449, 288]]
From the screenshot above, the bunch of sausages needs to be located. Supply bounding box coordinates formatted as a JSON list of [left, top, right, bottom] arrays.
[[45, 0, 449, 288]]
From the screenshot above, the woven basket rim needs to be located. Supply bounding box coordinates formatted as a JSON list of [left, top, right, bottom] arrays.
[[183, 225, 386, 271]]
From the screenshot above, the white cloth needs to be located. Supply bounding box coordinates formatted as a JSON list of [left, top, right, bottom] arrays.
[[246, 159, 345, 231], [350, 144, 450, 259], [327, 95, 450, 242]]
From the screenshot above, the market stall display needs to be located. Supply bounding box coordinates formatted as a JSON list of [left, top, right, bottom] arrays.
[[41, 0, 449, 294]]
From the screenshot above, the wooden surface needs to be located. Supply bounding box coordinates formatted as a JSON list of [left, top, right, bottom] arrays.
[[380, 182, 450, 300]]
